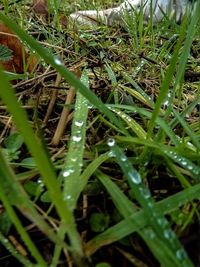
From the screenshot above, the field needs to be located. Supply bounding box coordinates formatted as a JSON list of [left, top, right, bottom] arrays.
[[0, 0, 200, 266]]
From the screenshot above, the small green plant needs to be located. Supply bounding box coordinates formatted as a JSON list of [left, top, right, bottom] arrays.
[[0, 44, 12, 62], [2, 132, 23, 161]]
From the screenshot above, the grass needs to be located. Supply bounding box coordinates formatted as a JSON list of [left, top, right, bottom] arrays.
[[0, 0, 200, 266]]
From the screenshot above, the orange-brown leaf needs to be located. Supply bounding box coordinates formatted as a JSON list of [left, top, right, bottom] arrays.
[[32, 0, 48, 16], [0, 23, 37, 73]]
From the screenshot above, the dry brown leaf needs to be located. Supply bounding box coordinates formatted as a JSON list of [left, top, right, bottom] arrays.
[[32, 0, 48, 16], [0, 23, 37, 73]]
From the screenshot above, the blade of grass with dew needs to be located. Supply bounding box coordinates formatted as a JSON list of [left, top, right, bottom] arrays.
[[95, 172, 174, 267], [0, 67, 85, 266], [0, 13, 125, 135], [115, 135, 200, 180], [111, 108, 147, 138], [63, 69, 89, 209], [153, 1, 200, 141], [104, 61, 118, 104], [0, 232, 36, 267], [95, 171, 191, 266], [122, 72, 154, 108], [86, 181, 200, 255], [146, 16, 188, 138], [175, 0, 200, 101], [106, 139, 193, 266], [51, 70, 89, 267], [108, 104, 179, 145], [165, 159, 192, 188], [156, 6, 200, 144], [120, 84, 154, 108]]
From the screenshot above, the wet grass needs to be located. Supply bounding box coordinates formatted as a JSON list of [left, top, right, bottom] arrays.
[[0, 0, 200, 266]]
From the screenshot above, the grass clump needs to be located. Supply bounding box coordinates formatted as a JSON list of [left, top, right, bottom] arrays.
[[0, 0, 200, 266]]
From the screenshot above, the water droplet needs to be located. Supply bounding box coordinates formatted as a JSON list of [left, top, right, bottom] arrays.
[[63, 170, 70, 177], [120, 155, 127, 162], [157, 218, 168, 227], [54, 57, 63, 66], [107, 138, 115, 147], [187, 165, 193, 170], [139, 187, 151, 199], [147, 201, 153, 208], [74, 120, 84, 127], [163, 229, 175, 240], [176, 249, 186, 261], [128, 170, 141, 184], [63, 169, 74, 177], [72, 136, 82, 142], [64, 195, 72, 200], [108, 151, 116, 158]]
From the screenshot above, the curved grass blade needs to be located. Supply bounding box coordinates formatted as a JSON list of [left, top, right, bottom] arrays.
[[0, 67, 85, 265], [106, 139, 193, 267], [122, 73, 154, 108], [86, 181, 200, 255], [111, 108, 147, 138], [52, 70, 90, 267], [108, 104, 179, 145], [115, 135, 200, 180]]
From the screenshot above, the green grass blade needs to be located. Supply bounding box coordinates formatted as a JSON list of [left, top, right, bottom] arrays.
[[0, 149, 67, 248], [146, 17, 187, 138], [0, 155, 46, 266], [0, 67, 85, 265], [63, 69, 89, 210], [173, 109, 200, 151], [86, 179, 200, 257], [105, 139, 193, 266], [111, 108, 147, 138]]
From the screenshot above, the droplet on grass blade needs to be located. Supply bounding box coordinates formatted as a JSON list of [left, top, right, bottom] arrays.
[[128, 170, 142, 184], [72, 135, 82, 142], [107, 138, 115, 147]]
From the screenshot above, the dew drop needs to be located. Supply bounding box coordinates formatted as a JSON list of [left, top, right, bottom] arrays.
[[176, 249, 186, 261], [163, 229, 175, 240], [54, 57, 63, 66], [108, 151, 116, 158], [120, 155, 127, 162], [128, 170, 141, 184], [63, 170, 70, 177], [64, 194, 72, 203], [139, 187, 151, 199], [107, 138, 116, 147], [63, 169, 74, 177], [157, 218, 168, 227], [74, 120, 84, 127], [72, 136, 82, 142], [187, 165, 193, 170]]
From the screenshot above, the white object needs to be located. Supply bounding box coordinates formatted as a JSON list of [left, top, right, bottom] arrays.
[[70, 0, 194, 26]]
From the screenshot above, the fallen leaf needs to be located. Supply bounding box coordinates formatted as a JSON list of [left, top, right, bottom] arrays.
[[32, 0, 48, 16], [0, 23, 37, 73]]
